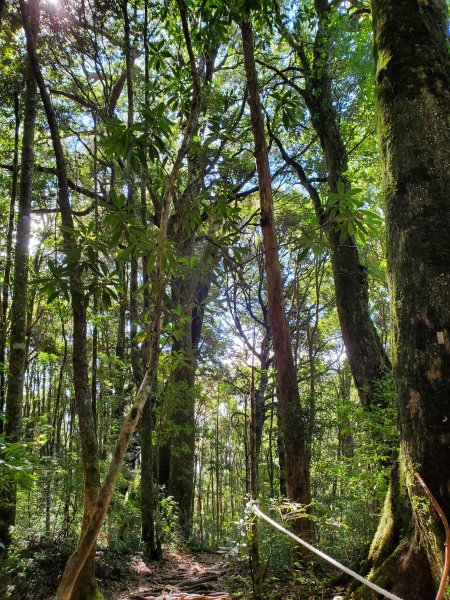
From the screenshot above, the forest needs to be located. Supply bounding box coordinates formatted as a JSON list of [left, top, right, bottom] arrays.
[[0, 0, 449, 599]]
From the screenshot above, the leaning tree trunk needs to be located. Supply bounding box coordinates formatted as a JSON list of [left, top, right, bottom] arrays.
[[362, 2, 450, 598], [19, 2, 101, 597], [0, 20, 38, 548], [53, 1, 201, 595], [307, 1, 391, 409], [241, 18, 311, 537], [276, 0, 391, 409]]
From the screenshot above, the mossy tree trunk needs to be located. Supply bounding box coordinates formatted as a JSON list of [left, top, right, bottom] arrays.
[[167, 342, 197, 539], [0, 88, 20, 431], [140, 392, 160, 559], [157, 261, 211, 535], [275, 0, 391, 409], [158, 134, 217, 534], [156, 45, 217, 537], [166, 275, 209, 539], [365, 1, 450, 597]]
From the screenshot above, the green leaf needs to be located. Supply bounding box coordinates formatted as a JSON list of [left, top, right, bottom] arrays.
[[46, 290, 60, 304], [133, 330, 148, 343]]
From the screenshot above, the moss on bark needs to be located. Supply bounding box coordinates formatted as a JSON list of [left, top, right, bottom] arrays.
[[358, 454, 437, 599], [367, 1, 450, 595]]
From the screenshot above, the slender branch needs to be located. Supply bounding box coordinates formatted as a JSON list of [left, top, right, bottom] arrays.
[[0, 163, 104, 202], [251, 503, 403, 600], [255, 59, 305, 96], [264, 117, 325, 223], [49, 88, 97, 111]]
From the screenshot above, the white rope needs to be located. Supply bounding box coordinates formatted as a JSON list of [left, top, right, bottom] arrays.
[[250, 503, 404, 600]]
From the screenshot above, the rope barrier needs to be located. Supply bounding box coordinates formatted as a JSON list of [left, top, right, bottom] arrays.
[[414, 473, 450, 600], [249, 502, 404, 600]]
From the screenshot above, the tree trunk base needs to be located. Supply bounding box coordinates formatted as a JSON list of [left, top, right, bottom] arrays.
[[0, 487, 16, 549], [357, 540, 435, 599], [355, 461, 440, 600], [144, 544, 163, 562], [69, 551, 104, 600], [70, 580, 104, 600]]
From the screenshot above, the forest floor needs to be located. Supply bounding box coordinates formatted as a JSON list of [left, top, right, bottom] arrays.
[[101, 547, 349, 600], [112, 548, 232, 600], [5, 539, 350, 599]]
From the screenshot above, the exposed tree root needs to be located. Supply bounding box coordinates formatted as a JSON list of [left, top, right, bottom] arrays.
[[130, 594, 230, 600], [355, 461, 445, 600], [118, 549, 231, 600]]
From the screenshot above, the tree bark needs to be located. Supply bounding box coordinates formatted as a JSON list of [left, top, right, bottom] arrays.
[[0, 88, 20, 427], [19, 2, 101, 596], [162, 49, 217, 535], [249, 362, 262, 599], [241, 18, 311, 537], [0, 17, 38, 548], [140, 393, 160, 559], [363, 2, 450, 597], [139, 0, 159, 554], [167, 343, 197, 538], [277, 1, 391, 409], [166, 277, 209, 538]]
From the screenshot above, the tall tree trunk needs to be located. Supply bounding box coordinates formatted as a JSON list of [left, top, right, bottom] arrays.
[[124, 0, 137, 381], [91, 116, 99, 435], [138, 177, 160, 557], [158, 38, 217, 533], [241, 18, 311, 537], [0, 88, 20, 426], [140, 393, 160, 559], [0, 21, 38, 548], [255, 330, 270, 457], [249, 362, 262, 599], [51, 313, 68, 455], [19, 2, 101, 597], [162, 114, 217, 533], [167, 278, 208, 538], [363, 2, 450, 598], [276, 1, 391, 408]]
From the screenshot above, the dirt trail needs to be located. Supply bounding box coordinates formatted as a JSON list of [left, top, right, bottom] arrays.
[[116, 549, 233, 600]]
